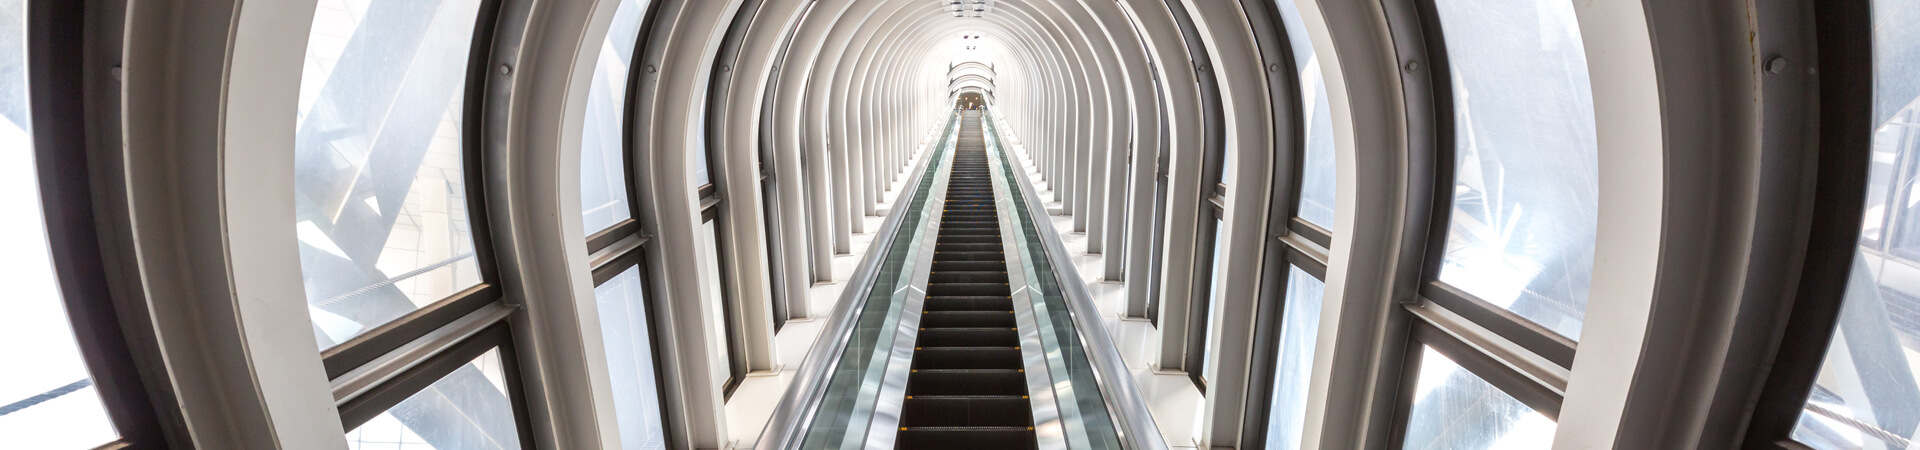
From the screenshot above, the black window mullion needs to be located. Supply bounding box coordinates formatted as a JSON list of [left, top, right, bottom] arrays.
[[1418, 281, 1576, 368], [590, 235, 652, 285], [1385, 320, 1565, 448], [1289, 217, 1331, 249], [336, 322, 535, 450], [323, 284, 504, 379], [587, 218, 644, 254]]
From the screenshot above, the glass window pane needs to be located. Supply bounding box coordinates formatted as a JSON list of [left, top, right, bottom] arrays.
[[1264, 265, 1326, 450], [0, 1, 120, 445], [345, 349, 521, 449], [1401, 345, 1555, 449], [579, 0, 648, 234], [1791, 3, 1920, 446], [594, 265, 666, 449], [695, 219, 729, 388], [296, 0, 487, 349], [1201, 218, 1227, 383], [1273, 0, 1337, 227], [1431, 0, 1599, 339]]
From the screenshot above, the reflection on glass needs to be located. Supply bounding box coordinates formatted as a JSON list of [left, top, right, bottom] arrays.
[[1201, 218, 1227, 384], [694, 219, 729, 388], [579, 0, 648, 234], [1401, 346, 1555, 449], [1272, 0, 1337, 227], [1264, 265, 1325, 449], [594, 265, 666, 450], [296, 0, 487, 349], [1791, 3, 1920, 447], [346, 349, 519, 449], [1430, 0, 1599, 339], [0, 1, 120, 445]]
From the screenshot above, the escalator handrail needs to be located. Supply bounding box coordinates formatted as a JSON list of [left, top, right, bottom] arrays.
[[986, 108, 1170, 450], [755, 112, 959, 450]]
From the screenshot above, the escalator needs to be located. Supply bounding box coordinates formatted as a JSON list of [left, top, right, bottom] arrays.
[[760, 107, 1162, 450], [896, 110, 1035, 449]]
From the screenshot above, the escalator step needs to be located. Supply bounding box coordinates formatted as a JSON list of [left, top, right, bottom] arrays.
[[936, 235, 1000, 244], [931, 261, 1006, 272], [896, 427, 1038, 450], [920, 311, 1017, 328], [910, 347, 1024, 369], [922, 296, 1014, 311], [935, 243, 1002, 253], [926, 282, 1011, 296], [899, 396, 1034, 427], [928, 271, 1008, 284], [905, 369, 1028, 395], [930, 252, 1004, 263], [914, 328, 1019, 347]]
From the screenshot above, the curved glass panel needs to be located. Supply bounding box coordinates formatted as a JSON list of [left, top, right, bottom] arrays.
[[1273, 0, 1337, 227], [1264, 265, 1326, 449], [295, 0, 487, 349], [0, 1, 120, 445], [1401, 346, 1555, 449], [345, 349, 520, 449], [579, 0, 648, 234], [694, 219, 730, 389], [596, 265, 667, 449], [1431, 0, 1599, 339], [1791, 2, 1920, 447]]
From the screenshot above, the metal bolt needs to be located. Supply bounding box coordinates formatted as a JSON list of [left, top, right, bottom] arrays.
[[1765, 55, 1788, 74], [110, 65, 122, 81], [721, 65, 731, 72], [646, 65, 658, 73], [1268, 64, 1281, 73], [498, 64, 512, 75], [1403, 60, 1421, 73]]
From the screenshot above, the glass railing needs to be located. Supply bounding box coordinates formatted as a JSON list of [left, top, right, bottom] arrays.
[[981, 111, 1124, 449], [795, 112, 959, 449]]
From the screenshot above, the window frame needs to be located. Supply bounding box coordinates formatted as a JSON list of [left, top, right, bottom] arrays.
[[1350, 0, 1591, 443], [1402, 0, 1581, 369], [335, 322, 537, 449], [314, 0, 515, 381], [303, 1, 558, 444], [697, 194, 749, 399], [1166, 0, 1230, 391], [25, 1, 180, 446], [1235, 0, 1336, 441], [574, 0, 680, 442], [1383, 320, 1564, 449], [1742, 0, 1880, 447]]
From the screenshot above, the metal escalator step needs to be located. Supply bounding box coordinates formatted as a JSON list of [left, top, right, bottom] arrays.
[[925, 282, 1011, 296], [899, 396, 1034, 428], [922, 296, 1014, 311], [935, 235, 1000, 244], [905, 369, 1028, 396], [934, 243, 1002, 253], [930, 252, 1004, 263], [909, 347, 1023, 369], [931, 261, 1005, 272], [919, 311, 1017, 328], [895, 427, 1037, 450], [913, 329, 1020, 348], [928, 271, 1008, 284]]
